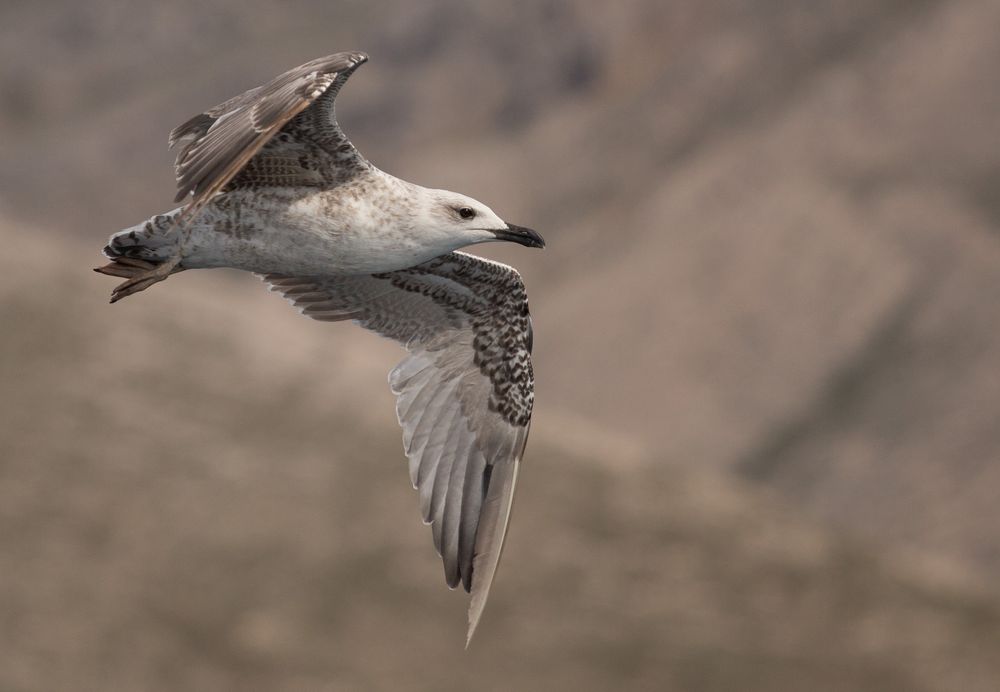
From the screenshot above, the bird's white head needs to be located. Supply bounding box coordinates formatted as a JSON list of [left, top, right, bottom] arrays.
[[419, 189, 545, 252]]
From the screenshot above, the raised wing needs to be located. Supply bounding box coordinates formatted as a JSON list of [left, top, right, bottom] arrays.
[[169, 51, 369, 219], [262, 252, 534, 643]]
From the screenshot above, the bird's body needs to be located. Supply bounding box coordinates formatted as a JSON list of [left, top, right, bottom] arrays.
[[118, 171, 482, 276], [96, 51, 543, 644]]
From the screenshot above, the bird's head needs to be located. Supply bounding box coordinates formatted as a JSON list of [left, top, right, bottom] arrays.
[[422, 189, 545, 251]]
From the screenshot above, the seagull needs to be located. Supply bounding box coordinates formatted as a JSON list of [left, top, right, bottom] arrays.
[[94, 51, 543, 644]]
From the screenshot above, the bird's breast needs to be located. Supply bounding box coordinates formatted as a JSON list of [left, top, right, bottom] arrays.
[[188, 188, 443, 276]]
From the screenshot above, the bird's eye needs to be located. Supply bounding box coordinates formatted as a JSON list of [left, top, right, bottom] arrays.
[[458, 207, 476, 220]]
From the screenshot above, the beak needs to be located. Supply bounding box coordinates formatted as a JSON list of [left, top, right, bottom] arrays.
[[493, 224, 546, 249]]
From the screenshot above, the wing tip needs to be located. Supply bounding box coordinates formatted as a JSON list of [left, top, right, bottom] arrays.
[[462, 452, 523, 648], [466, 591, 491, 648], [314, 50, 368, 73], [465, 615, 481, 649]]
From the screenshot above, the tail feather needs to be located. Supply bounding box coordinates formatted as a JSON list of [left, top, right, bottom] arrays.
[[104, 213, 180, 262], [94, 256, 183, 279]]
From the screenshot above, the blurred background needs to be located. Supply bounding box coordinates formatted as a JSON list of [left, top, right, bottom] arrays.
[[2, 0, 1000, 690]]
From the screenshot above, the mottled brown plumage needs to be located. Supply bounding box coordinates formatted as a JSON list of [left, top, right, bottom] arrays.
[[170, 52, 370, 220]]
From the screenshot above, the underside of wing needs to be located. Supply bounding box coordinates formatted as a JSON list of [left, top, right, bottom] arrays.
[[261, 252, 535, 642], [169, 51, 368, 219]]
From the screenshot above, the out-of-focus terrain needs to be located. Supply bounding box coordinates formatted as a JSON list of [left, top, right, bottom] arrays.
[[2, 0, 1000, 690]]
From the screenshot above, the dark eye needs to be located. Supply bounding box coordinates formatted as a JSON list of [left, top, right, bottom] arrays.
[[458, 207, 476, 220]]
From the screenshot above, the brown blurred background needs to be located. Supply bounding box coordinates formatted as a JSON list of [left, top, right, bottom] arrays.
[[2, 0, 1000, 690]]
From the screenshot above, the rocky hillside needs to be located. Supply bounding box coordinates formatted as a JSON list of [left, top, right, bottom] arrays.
[[3, 0, 999, 576]]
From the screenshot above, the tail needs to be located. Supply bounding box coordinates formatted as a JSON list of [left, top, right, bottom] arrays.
[[94, 213, 186, 302], [100, 213, 184, 263]]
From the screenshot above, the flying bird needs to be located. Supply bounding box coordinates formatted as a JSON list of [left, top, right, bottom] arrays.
[[94, 52, 543, 644]]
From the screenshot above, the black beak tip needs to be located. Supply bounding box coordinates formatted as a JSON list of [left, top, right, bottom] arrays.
[[498, 224, 546, 249]]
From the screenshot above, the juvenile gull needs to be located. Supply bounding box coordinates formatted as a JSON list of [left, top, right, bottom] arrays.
[[94, 51, 543, 644]]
